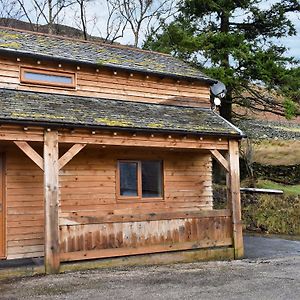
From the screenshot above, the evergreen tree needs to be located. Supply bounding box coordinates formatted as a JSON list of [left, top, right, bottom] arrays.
[[144, 0, 300, 121]]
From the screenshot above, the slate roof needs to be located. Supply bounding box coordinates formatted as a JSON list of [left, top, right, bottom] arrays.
[[0, 88, 242, 137], [0, 27, 215, 83]]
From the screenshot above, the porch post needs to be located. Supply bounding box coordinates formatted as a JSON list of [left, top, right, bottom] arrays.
[[44, 130, 60, 274], [227, 139, 244, 259]]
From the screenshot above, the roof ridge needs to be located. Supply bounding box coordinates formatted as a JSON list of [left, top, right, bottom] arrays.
[[0, 25, 173, 58]]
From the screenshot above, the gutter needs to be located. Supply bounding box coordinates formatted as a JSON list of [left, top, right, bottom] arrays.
[[212, 111, 247, 138], [0, 118, 243, 140]]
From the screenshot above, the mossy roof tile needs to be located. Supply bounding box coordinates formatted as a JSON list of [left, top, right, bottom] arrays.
[[0, 88, 242, 137], [0, 27, 215, 82]]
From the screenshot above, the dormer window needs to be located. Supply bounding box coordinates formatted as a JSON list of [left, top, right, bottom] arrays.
[[20, 67, 76, 88]]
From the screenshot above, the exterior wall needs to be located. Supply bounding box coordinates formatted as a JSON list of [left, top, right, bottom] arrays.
[[60, 148, 213, 216], [5, 148, 44, 259], [0, 56, 211, 108], [4, 145, 221, 260]]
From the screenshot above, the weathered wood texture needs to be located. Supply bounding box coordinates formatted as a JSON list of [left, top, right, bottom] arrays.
[[4, 146, 224, 260], [228, 140, 244, 258], [44, 131, 60, 274], [0, 126, 229, 152], [60, 215, 233, 261], [0, 153, 5, 258], [5, 149, 44, 259], [58, 131, 229, 150], [59, 148, 214, 217], [58, 148, 233, 261], [0, 57, 210, 107]]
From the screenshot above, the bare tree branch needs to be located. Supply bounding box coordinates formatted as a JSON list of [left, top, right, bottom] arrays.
[[103, 0, 176, 46]]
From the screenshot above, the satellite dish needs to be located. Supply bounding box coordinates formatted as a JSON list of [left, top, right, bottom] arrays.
[[210, 81, 227, 98]]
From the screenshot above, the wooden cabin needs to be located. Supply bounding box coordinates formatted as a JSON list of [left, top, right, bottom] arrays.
[[0, 27, 244, 274]]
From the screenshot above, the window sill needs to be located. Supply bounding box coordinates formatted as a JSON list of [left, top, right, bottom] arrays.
[[19, 82, 76, 91], [117, 197, 164, 203]]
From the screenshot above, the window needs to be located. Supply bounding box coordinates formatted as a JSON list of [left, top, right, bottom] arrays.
[[117, 160, 163, 200], [20, 67, 75, 88]]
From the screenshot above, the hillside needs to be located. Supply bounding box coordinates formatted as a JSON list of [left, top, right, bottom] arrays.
[[0, 18, 110, 43]]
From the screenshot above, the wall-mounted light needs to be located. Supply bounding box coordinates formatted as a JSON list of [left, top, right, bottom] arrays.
[[214, 97, 221, 106]]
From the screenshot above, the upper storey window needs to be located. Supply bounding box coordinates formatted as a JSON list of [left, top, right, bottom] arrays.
[[20, 67, 75, 88]]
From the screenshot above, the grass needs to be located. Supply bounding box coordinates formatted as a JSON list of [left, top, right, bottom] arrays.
[[256, 179, 300, 196], [242, 140, 300, 165], [242, 193, 300, 235], [213, 183, 300, 235]]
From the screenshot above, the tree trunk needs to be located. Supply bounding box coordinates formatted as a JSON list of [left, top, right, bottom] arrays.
[[80, 1, 88, 40], [219, 11, 232, 122], [220, 88, 233, 122], [48, 0, 53, 34]]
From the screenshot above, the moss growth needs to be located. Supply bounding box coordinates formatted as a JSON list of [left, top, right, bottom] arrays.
[[37, 36, 53, 47], [0, 32, 21, 39], [95, 117, 133, 127], [147, 122, 164, 128], [11, 112, 73, 120], [0, 42, 20, 49]]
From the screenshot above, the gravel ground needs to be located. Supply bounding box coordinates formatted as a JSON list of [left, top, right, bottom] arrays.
[[0, 236, 299, 300]]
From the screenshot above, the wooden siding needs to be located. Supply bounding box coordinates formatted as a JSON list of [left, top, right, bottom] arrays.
[[3, 145, 223, 260], [59, 148, 214, 219], [0, 153, 5, 258], [0, 57, 211, 108], [5, 149, 44, 259]]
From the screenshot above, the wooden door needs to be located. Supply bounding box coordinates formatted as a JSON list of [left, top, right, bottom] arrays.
[[0, 153, 5, 258]]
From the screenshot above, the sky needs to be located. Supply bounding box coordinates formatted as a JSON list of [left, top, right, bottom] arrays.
[[281, 12, 300, 60], [79, 0, 300, 61]]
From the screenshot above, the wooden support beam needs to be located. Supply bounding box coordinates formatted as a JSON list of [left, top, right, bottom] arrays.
[[227, 140, 244, 259], [210, 149, 229, 172], [58, 133, 229, 150], [14, 141, 44, 171], [58, 144, 86, 170], [44, 130, 60, 274]]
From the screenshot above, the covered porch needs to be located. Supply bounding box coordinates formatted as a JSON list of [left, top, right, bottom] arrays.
[[0, 124, 243, 274]]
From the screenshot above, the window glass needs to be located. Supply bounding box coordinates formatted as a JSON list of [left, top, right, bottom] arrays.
[[24, 71, 73, 84], [142, 161, 162, 198], [119, 162, 138, 196]]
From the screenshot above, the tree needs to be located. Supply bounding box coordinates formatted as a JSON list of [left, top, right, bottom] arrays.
[[0, 0, 23, 24], [144, 0, 300, 121], [72, 0, 95, 40], [103, 0, 176, 46], [16, 0, 75, 34]]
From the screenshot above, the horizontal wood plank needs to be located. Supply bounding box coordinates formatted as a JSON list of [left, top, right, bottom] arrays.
[[60, 239, 233, 262]]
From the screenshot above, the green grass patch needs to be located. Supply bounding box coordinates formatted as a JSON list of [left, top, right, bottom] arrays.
[[256, 180, 300, 196]]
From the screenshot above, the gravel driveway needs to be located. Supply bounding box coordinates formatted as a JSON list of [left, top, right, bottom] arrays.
[[0, 235, 299, 300]]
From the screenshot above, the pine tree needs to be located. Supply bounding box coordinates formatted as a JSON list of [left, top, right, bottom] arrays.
[[144, 0, 300, 121]]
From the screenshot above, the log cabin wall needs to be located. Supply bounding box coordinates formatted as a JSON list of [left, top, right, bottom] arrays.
[[0, 57, 211, 108], [3, 144, 232, 260]]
